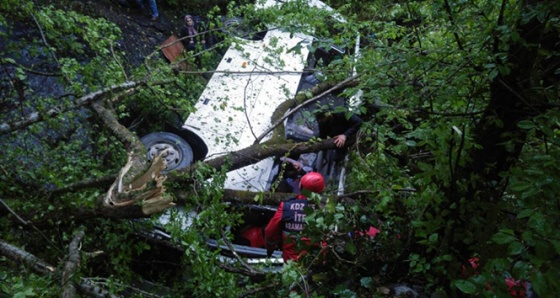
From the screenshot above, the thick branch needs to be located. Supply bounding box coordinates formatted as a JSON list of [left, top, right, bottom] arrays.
[[62, 229, 85, 298], [89, 101, 172, 216], [0, 238, 56, 275], [50, 175, 118, 196], [53, 75, 360, 196], [171, 137, 341, 185], [91, 101, 147, 186], [48, 138, 343, 214], [0, 80, 171, 136], [51, 137, 342, 197]]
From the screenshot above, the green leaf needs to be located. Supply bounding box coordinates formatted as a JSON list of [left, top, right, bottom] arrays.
[[1, 57, 16, 64], [492, 229, 516, 245], [527, 212, 546, 231], [512, 261, 529, 278], [311, 272, 328, 282], [489, 68, 498, 80], [333, 285, 357, 298], [253, 193, 263, 204], [531, 272, 548, 294], [517, 209, 535, 219], [454, 280, 477, 294], [510, 182, 532, 192], [535, 239, 555, 260], [0, 283, 9, 294], [345, 241, 357, 255], [360, 277, 373, 289], [507, 241, 524, 255], [429, 233, 439, 243], [550, 240, 560, 255], [521, 231, 535, 246], [517, 120, 535, 129]]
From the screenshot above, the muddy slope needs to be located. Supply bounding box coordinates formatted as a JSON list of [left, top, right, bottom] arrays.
[[72, 0, 189, 67]]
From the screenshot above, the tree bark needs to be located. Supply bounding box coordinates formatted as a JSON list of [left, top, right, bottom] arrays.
[[62, 229, 85, 298], [0, 239, 56, 275], [91, 100, 173, 217]]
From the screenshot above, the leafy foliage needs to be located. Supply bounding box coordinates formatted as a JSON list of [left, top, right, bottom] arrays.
[[1, 0, 559, 297]]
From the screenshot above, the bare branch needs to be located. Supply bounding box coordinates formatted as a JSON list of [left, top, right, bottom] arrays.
[[62, 229, 85, 298], [182, 138, 341, 179], [90, 101, 147, 175], [0, 238, 56, 275], [0, 198, 29, 225], [443, 0, 464, 51], [76, 279, 119, 298], [220, 229, 263, 275], [30, 13, 70, 83], [0, 80, 171, 136]]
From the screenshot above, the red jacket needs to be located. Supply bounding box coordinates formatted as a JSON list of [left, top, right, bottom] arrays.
[[265, 195, 313, 262]]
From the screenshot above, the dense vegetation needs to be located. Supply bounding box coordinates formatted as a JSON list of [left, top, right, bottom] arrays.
[[1, 0, 559, 297]]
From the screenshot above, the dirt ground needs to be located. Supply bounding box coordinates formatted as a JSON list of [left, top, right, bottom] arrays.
[[81, 0, 189, 67]]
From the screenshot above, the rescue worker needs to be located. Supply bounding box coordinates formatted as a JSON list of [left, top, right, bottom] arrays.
[[264, 172, 326, 262]]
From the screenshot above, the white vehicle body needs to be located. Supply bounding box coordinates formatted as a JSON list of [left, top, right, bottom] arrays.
[[183, 30, 312, 191], [183, 0, 342, 191], [140, 0, 361, 267], [142, 0, 358, 192]]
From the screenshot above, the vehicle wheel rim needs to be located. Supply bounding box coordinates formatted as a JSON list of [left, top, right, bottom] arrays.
[[147, 143, 182, 171]]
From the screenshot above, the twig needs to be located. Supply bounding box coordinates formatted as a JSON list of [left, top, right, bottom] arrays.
[[220, 229, 261, 275], [0, 198, 28, 225], [442, 0, 464, 51], [30, 13, 71, 84], [108, 38, 128, 81], [0, 198, 65, 255]]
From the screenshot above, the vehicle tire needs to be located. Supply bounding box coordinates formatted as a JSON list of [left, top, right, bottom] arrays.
[[140, 132, 193, 172]]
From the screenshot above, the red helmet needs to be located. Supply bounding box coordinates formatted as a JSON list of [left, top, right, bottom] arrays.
[[300, 172, 325, 194]]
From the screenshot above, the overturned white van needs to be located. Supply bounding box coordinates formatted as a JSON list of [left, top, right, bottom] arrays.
[[141, 0, 360, 192], [137, 0, 363, 268]]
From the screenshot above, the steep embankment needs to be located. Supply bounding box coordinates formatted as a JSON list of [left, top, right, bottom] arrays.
[[79, 0, 186, 67]]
